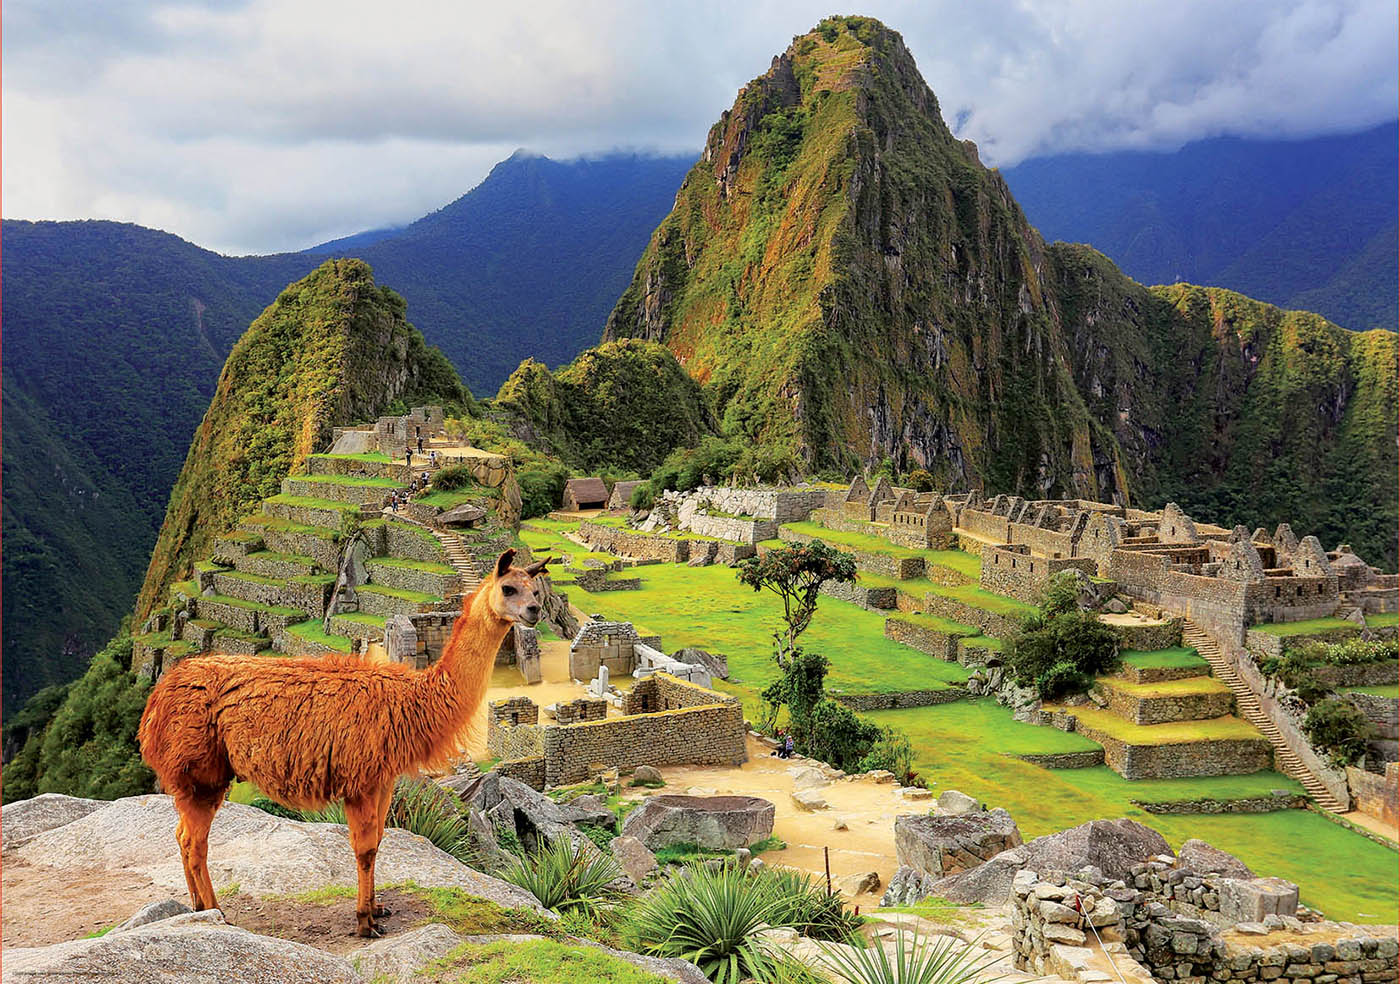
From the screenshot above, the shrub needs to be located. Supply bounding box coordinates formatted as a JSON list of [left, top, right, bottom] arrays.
[[503, 837, 623, 916], [1303, 698, 1372, 769], [1007, 610, 1119, 700], [648, 437, 745, 496], [817, 926, 1001, 984], [431, 465, 476, 491], [517, 463, 569, 519], [805, 698, 882, 774], [626, 862, 780, 983], [857, 726, 920, 786], [629, 483, 655, 510], [905, 468, 935, 492]]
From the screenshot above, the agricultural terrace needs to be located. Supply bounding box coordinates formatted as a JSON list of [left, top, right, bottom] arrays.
[[515, 516, 1398, 924]]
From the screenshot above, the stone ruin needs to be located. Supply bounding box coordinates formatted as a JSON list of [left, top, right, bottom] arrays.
[[568, 620, 712, 689]]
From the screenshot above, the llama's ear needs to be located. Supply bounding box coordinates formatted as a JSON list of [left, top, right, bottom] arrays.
[[494, 549, 516, 579], [525, 556, 552, 576]]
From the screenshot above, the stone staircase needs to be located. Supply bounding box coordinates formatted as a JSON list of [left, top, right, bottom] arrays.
[[1181, 620, 1347, 812], [431, 527, 481, 593]]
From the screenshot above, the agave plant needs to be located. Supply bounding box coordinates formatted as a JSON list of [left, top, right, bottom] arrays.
[[503, 836, 623, 916], [757, 866, 863, 942], [626, 861, 782, 984], [385, 777, 474, 864], [818, 926, 1004, 984]]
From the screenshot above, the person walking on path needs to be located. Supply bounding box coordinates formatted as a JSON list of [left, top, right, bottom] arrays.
[[417, 435, 424, 455], [405, 447, 412, 470], [784, 734, 795, 758]]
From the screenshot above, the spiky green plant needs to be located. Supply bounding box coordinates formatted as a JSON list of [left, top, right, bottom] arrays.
[[503, 836, 623, 916], [626, 861, 782, 984], [817, 927, 1004, 984], [758, 866, 863, 942], [385, 776, 473, 864]]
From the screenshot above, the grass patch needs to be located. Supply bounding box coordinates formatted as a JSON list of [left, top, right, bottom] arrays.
[[923, 581, 1035, 617], [960, 636, 1004, 653], [357, 583, 443, 605], [200, 593, 305, 616], [429, 939, 669, 984], [243, 514, 341, 540], [333, 612, 388, 628], [749, 835, 786, 854], [781, 520, 928, 559], [366, 556, 458, 575], [264, 493, 361, 514], [1347, 684, 1399, 698], [285, 620, 353, 652], [419, 489, 493, 509], [292, 884, 356, 903], [309, 451, 390, 463], [1122, 647, 1208, 671], [1101, 676, 1230, 697], [294, 473, 402, 488], [1052, 705, 1264, 744], [874, 896, 982, 925], [382, 519, 442, 542], [410, 884, 553, 936], [1252, 617, 1360, 637], [1364, 612, 1398, 628]]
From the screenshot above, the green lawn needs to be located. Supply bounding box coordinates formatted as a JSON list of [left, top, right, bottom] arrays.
[[243, 514, 340, 539], [366, 556, 458, 575], [264, 493, 360, 514], [285, 619, 353, 652], [889, 612, 981, 636], [1102, 676, 1229, 698], [1364, 612, 1399, 628], [1252, 617, 1359, 637], [418, 489, 489, 509], [427, 939, 668, 984], [924, 581, 1035, 617], [1122, 647, 1208, 671], [308, 451, 390, 463]]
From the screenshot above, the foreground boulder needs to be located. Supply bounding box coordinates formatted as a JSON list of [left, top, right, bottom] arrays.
[[620, 794, 774, 850], [918, 818, 1173, 905], [455, 772, 594, 853], [1, 792, 109, 850], [2, 910, 362, 983], [10, 794, 544, 914], [894, 808, 1022, 879]]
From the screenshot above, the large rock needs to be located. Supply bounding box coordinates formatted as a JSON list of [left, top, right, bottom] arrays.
[[111, 898, 193, 934], [352, 923, 462, 983], [12, 794, 545, 914], [936, 790, 980, 815], [610, 835, 658, 884], [2, 792, 110, 850], [457, 772, 591, 853], [1178, 839, 1252, 878], [927, 818, 1172, 905], [790, 788, 829, 812], [620, 794, 774, 850], [1, 910, 362, 983], [1218, 877, 1299, 924], [894, 808, 1022, 879], [881, 865, 942, 907], [672, 647, 729, 680]]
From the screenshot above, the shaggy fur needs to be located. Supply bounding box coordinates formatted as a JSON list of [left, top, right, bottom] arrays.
[[139, 548, 549, 936]]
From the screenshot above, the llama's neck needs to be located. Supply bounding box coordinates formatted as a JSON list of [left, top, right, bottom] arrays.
[[407, 585, 511, 768]]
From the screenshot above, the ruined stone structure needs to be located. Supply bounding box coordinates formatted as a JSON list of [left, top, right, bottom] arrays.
[[566, 620, 712, 687], [561, 477, 609, 511]]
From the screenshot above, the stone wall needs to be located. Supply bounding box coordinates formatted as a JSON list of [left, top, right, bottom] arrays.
[[980, 544, 1096, 605], [1347, 763, 1399, 826], [578, 521, 690, 563], [569, 621, 640, 681], [1133, 792, 1305, 814], [1111, 618, 1185, 652], [496, 756, 546, 790], [542, 674, 746, 786], [1012, 750, 1106, 769], [1069, 715, 1273, 779], [378, 521, 448, 565], [920, 593, 1023, 639], [884, 616, 964, 660], [1099, 682, 1234, 726], [1349, 693, 1399, 741], [958, 508, 1011, 543], [682, 512, 778, 543], [834, 687, 971, 711], [780, 526, 925, 579], [819, 579, 897, 611], [554, 697, 607, 725], [686, 486, 827, 523]]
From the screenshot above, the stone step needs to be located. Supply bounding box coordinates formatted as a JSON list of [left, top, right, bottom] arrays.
[[1183, 621, 1347, 812], [210, 530, 266, 565], [364, 558, 461, 598], [235, 550, 326, 580], [209, 569, 335, 620], [355, 583, 444, 618], [282, 474, 404, 506]]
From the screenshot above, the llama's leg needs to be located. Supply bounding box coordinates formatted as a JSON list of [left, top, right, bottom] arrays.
[[174, 811, 201, 909], [371, 781, 394, 920], [345, 794, 383, 937], [176, 791, 223, 912]]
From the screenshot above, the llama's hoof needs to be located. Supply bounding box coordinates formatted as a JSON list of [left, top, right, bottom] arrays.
[[373, 904, 393, 918], [356, 924, 383, 939]]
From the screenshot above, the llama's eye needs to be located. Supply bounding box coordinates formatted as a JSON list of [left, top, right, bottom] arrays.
[[501, 585, 517, 596]]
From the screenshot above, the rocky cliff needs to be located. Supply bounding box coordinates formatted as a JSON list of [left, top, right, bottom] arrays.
[[135, 259, 470, 619], [603, 16, 1397, 565]]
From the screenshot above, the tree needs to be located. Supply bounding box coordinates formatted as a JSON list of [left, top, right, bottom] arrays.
[[1006, 573, 1119, 700], [736, 541, 857, 666], [905, 468, 934, 492]]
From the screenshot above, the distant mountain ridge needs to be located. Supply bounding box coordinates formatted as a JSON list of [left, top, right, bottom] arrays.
[[1002, 123, 1399, 333]]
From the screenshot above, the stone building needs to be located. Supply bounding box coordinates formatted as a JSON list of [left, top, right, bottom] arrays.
[[561, 477, 609, 511]]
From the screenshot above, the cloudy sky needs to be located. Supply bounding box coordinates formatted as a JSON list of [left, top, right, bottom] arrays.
[[6, 0, 1396, 255]]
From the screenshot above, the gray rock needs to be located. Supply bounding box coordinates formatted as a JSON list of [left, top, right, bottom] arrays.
[[838, 871, 882, 896], [631, 765, 664, 785], [881, 864, 942, 907], [620, 794, 774, 851], [2, 910, 362, 983], [936, 790, 981, 815], [1218, 877, 1299, 924], [2, 792, 109, 850], [791, 788, 829, 811], [894, 808, 1023, 879], [459, 773, 590, 853], [13, 794, 545, 915], [672, 647, 729, 680], [110, 898, 193, 934], [1177, 839, 1252, 879], [560, 794, 616, 829], [610, 835, 658, 884], [353, 923, 461, 983]]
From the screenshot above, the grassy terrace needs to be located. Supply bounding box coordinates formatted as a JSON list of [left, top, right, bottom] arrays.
[[333, 612, 387, 629], [285, 619, 352, 652], [243, 514, 341, 539], [199, 592, 304, 616], [1102, 676, 1230, 697], [264, 493, 360, 514], [293, 473, 403, 487], [889, 612, 981, 636], [1347, 684, 1399, 698], [367, 556, 458, 575], [357, 583, 442, 605], [1122, 647, 1208, 671], [418, 489, 493, 509], [1252, 616, 1358, 637], [1052, 705, 1264, 744], [584, 513, 722, 541], [780, 520, 983, 578], [308, 451, 390, 463], [366, 518, 441, 542], [1364, 612, 1398, 628]]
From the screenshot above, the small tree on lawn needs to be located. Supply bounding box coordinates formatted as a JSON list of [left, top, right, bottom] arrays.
[[736, 540, 858, 667]]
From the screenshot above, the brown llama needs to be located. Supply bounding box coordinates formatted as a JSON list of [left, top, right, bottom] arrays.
[[138, 548, 550, 937]]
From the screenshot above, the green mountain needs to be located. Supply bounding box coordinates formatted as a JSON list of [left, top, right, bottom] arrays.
[[603, 16, 1398, 567], [1003, 123, 1398, 334], [135, 258, 468, 622]]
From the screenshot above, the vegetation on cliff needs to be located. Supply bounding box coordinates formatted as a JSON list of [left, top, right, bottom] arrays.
[[134, 258, 469, 620], [604, 15, 1398, 568]]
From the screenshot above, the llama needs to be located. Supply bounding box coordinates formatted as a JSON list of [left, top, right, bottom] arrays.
[[139, 548, 550, 937]]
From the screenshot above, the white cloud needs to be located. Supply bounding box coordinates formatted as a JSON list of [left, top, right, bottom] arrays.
[[4, 0, 1394, 254]]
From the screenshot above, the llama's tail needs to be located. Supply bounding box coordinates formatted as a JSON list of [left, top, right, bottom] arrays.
[[139, 662, 233, 795]]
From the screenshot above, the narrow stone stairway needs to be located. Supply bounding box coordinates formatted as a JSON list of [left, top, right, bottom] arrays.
[[1182, 620, 1347, 812], [432, 527, 482, 594]]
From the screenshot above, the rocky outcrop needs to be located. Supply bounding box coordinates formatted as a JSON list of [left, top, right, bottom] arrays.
[[620, 794, 774, 850], [610, 835, 659, 885], [893, 808, 1023, 879], [454, 771, 595, 854], [2, 910, 363, 984], [11, 794, 544, 914], [1177, 838, 1252, 879], [1, 791, 109, 850]]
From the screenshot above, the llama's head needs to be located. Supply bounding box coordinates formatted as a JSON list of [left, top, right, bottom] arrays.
[[485, 549, 552, 627]]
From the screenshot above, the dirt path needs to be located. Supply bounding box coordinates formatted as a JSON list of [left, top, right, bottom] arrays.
[[1, 854, 169, 947]]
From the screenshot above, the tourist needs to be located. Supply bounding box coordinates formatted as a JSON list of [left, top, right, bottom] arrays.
[[389, 492, 399, 514], [429, 450, 438, 468], [417, 434, 424, 454], [405, 447, 412, 469], [784, 734, 795, 758], [775, 730, 788, 758]]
